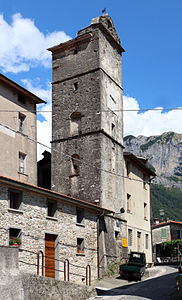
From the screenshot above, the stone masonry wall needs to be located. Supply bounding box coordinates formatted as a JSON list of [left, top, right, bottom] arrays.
[[0, 183, 98, 283], [51, 14, 126, 275], [51, 133, 102, 202], [0, 247, 97, 300]]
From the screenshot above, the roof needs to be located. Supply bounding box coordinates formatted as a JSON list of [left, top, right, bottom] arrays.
[[48, 21, 125, 54], [0, 73, 46, 104], [0, 175, 113, 215], [152, 220, 182, 229], [124, 152, 156, 176], [48, 33, 91, 54]]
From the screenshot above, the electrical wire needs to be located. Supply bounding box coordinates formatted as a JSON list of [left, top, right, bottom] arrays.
[[0, 107, 182, 113], [0, 121, 172, 186]]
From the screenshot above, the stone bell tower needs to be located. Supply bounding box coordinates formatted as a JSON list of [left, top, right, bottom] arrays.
[[49, 14, 125, 213]]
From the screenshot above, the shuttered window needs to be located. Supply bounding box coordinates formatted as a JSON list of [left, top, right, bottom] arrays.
[[161, 228, 167, 238], [128, 229, 132, 247]]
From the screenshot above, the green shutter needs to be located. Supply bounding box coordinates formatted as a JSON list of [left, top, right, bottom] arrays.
[[161, 228, 167, 238]]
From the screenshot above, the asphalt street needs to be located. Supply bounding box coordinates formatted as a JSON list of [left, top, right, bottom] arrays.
[[90, 266, 178, 300]]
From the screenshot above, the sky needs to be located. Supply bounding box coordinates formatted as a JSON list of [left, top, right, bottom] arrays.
[[1, 0, 182, 159]]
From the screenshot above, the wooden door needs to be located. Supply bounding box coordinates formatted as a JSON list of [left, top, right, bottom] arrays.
[[45, 234, 56, 278]]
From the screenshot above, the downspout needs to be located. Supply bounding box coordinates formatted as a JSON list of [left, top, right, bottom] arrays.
[[97, 216, 100, 279], [149, 176, 155, 263], [97, 211, 105, 279]]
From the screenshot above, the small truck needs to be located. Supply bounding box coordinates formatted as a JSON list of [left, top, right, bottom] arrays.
[[119, 252, 146, 281]]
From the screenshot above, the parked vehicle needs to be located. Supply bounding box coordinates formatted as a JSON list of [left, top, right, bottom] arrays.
[[119, 252, 146, 281]]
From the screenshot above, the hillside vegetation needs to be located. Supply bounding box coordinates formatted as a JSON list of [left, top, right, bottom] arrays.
[[151, 184, 182, 222]]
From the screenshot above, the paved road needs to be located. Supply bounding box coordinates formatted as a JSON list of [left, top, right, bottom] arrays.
[[90, 266, 178, 300]]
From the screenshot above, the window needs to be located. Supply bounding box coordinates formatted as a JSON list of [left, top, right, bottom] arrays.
[[18, 94, 26, 104], [161, 228, 167, 238], [19, 152, 26, 173], [144, 202, 147, 220], [178, 230, 182, 239], [9, 228, 22, 246], [107, 19, 112, 28], [77, 238, 84, 254], [70, 112, 82, 135], [115, 231, 119, 240], [73, 82, 78, 91], [19, 113, 26, 132], [145, 234, 149, 249], [126, 162, 130, 177], [111, 123, 115, 131], [143, 174, 147, 189], [74, 48, 78, 55], [9, 190, 22, 210], [71, 154, 80, 175], [127, 193, 131, 213], [76, 208, 85, 225], [47, 200, 57, 218], [128, 229, 132, 247]]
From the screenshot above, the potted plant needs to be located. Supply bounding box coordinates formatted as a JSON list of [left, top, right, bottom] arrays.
[[9, 237, 21, 248]]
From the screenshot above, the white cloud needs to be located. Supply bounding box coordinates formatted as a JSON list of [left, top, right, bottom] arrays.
[[123, 95, 182, 137], [0, 13, 71, 73], [22, 81, 182, 160], [22, 79, 52, 160], [21, 78, 51, 102], [37, 103, 52, 160]]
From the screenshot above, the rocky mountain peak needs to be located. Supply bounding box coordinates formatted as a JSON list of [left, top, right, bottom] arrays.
[[124, 131, 182, 187]]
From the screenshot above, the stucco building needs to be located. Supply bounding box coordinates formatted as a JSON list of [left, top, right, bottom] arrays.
[[0, 73, 45, 185], [123, 152, 155, 264]]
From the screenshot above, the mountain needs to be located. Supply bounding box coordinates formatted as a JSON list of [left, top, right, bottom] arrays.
[[151, 184, 182, 222], [124, 132, 182, 221], [124, 131, 182, 187]]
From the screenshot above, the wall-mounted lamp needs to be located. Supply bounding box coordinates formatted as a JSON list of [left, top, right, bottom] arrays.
[[94, 199, 100, 204], [114, 207, 125, 215]]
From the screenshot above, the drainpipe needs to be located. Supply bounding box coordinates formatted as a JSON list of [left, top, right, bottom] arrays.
[[97, 211, 105, 279], [149, 177, 155, 263], [97, 216, 100, 279]]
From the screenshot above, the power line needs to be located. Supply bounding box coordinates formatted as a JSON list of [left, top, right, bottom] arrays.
[[0, 107, 182, 113], [0, 121, 157, 186]]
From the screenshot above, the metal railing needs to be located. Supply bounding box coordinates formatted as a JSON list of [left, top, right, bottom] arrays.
[[19, 248, 91, 285]]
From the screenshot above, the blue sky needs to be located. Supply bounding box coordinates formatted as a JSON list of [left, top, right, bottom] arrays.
[[1, 0, 182, 157]]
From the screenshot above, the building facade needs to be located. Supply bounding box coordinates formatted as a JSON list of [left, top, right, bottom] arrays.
[[0, 74, 45, 185], [123, 152, 155, 264], [0, 175, 113, 282], [152, 220, 182, 260]]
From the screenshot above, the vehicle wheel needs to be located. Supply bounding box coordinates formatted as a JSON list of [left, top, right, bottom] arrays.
[[139, 272, 144, 281]]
